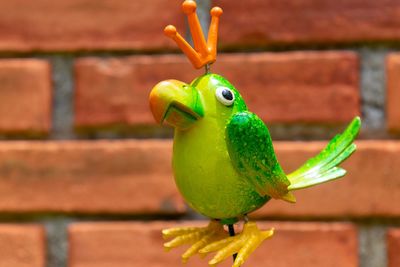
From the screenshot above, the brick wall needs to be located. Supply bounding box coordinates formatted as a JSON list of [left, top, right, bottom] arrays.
[[0, 1, 398, 267]]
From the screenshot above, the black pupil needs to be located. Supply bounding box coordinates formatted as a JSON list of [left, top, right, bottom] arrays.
[[222, 89, 233, 101]]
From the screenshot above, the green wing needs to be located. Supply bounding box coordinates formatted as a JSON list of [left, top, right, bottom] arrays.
[[226, 111, 295, 202], [287, 116, 361, 190]]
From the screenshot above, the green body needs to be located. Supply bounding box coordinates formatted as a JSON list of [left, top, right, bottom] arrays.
[[173, 74, 272, 220]]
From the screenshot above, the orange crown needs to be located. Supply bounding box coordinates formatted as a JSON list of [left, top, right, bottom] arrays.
[[164, 0, 223, 69]]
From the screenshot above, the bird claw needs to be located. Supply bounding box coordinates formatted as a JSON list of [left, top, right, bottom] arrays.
[[162, 220, 229, 263], [200, 222, 274, 267]]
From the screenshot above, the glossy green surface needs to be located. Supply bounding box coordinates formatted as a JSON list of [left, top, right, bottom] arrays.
[[150, 73, 361, 221], [287, 116, 361, 190], [226, 111, 290, 199], [172, 74, 270, 219]]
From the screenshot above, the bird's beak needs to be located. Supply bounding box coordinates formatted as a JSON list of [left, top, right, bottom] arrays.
[[149, 80, 203, 130]]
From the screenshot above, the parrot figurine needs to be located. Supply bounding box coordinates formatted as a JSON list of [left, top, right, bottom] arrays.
[[149, 1, 361, 266]]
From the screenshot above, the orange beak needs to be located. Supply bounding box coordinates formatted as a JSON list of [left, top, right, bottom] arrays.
[[149, 80, 203, 130]]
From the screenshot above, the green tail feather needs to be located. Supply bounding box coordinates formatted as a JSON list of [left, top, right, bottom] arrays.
[[287, 116, 361, 191]]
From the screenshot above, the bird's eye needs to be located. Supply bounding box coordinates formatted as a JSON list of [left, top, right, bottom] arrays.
[[215, 87, 235, 106]]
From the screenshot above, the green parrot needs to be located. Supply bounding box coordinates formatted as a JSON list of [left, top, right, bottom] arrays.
[[149, 74, 361, 266], [149, 1, 361, 266]]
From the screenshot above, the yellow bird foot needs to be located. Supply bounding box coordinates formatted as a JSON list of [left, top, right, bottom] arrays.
[[162, 220, 229, 263], [199, 222, 274, 267]]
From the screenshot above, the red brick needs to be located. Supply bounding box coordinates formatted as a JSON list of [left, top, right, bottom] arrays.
[[0, 0, 183, 52], [74, 56, 200, 128], [68, 221, 357, 267], [388, 228, 400, 267], [0, 225, 45, 267], [0, 140, 184, 214], [0, 59, 51, 134], [74, 52, 359, 128], [254, 141, 400, 218], [215, 52, 359, 123], [386, 54, 400, 132], [1, 140, 400, 218], [214, 0, 400, 47]]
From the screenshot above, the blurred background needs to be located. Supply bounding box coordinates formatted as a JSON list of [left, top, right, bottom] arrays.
[[0, 0, 398, 266]]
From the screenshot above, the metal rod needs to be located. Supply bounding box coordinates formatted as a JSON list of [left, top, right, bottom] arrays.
[[227, 224, 238, 262], [205, 64, 210, 74]]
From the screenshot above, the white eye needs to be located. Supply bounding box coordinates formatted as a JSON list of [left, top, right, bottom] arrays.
[[215, 87, 235, 106]]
